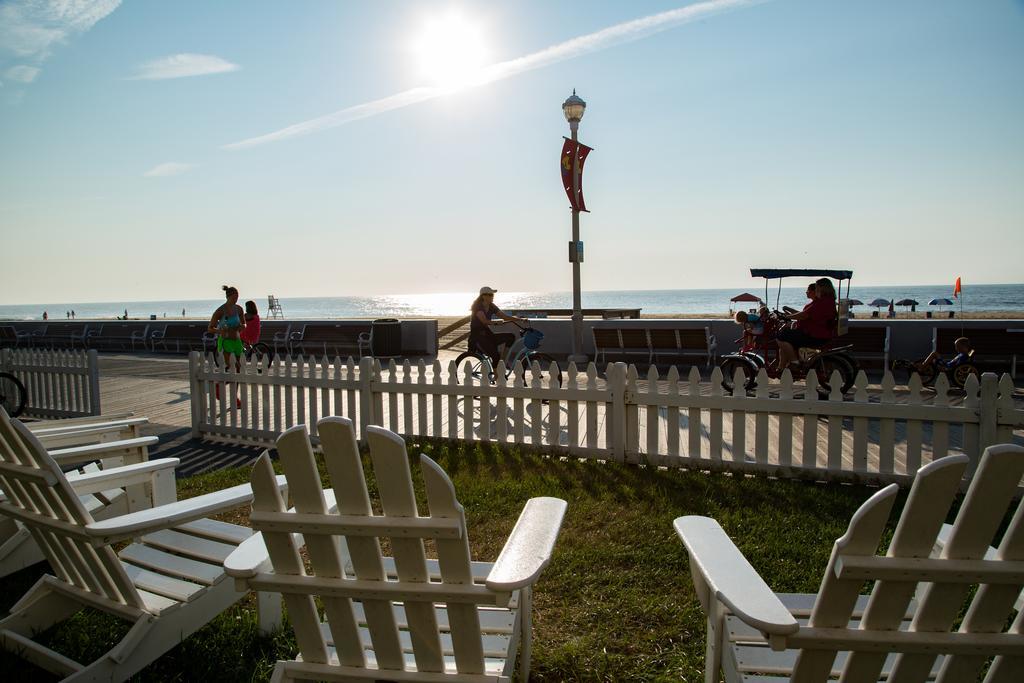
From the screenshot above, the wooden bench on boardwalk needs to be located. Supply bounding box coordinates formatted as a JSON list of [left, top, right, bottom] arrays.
[[594, 325, 716, 367], [837, 325, 890, 368], [935, 327, 1023, 376], [288, 322, 372, 357], [36, 322, 91, 349], [87, 323, 151, 351], [0, 326, 31, 348], [150, 322, 209, 353]]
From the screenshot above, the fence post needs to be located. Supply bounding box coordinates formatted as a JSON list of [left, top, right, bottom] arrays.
[[978, 372, 999, 458], [358, 356, 376, 442], [189, 351, 201, 438], [608, 362, 628, 462], [86, 349, 101, 416]]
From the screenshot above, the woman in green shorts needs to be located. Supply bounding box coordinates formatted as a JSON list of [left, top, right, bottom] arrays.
[[208, 285, 246, 373]]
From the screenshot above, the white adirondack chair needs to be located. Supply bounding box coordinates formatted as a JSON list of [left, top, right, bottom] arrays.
[[0, 416, 161, 578], [676, 444, 1024, 683], [0, 407, 287, 681], [224, 417, 568, 682]]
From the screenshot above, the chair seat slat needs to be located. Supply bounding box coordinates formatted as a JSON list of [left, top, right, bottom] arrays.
[[142, 529, 237, 564], [119, 543, 223, 585]]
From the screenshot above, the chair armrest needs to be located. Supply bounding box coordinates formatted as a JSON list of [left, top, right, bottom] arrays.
[[66, 458, 179, 496], [485, 497, 567, 593], [288, 332, 302, 341], [31, 417, 147, 438], [674, 516, 798, 637], [86, 474, 289, 545], [149, 331, 165, 340], [223, 489, 337, 585], [48, 436, 158, 466]]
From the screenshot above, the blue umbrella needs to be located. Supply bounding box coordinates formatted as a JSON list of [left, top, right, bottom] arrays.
[[929, 297, 953, 307]]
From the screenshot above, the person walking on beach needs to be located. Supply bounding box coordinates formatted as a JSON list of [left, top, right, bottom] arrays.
[[42, 311, 48, 321], [469, 287, 526, 368], [182, 308, 186, 318], [71, 310, 75, 319]]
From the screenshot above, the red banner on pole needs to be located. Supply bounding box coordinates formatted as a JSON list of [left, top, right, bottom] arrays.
[[560, 137, 593, 212]]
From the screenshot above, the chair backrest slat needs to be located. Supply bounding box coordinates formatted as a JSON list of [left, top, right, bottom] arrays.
[[0, 408, 144, 609], [276, 425, 366, 669], [367, 426, 445, 674], [422, 455, 485, 674], [250, 452, 332, 665], [318, 419, 405, 668]]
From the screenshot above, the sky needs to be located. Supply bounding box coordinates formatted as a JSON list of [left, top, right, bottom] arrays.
[[0, 0, 1022, 305]]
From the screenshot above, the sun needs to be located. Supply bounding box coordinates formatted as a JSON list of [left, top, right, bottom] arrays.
[[413, 12, 487, 89]]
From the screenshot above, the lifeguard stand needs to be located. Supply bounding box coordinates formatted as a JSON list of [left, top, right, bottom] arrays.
[[267, 294, 284, 319]]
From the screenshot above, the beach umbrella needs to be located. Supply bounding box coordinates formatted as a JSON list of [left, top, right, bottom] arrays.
[[869, 298, 890, 310], [929, 297, 953, 307], [843, 298, 864, 306], [895, 298, 919, 307], [730, 292, 762, 303]]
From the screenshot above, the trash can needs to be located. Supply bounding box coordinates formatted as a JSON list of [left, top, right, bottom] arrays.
[[371, 319, 402, 357]]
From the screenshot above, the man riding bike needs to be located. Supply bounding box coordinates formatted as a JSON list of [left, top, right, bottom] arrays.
[[469, 287, 527, 367]]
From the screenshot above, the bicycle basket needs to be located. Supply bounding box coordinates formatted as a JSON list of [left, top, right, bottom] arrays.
[[523, 328, 543, 350]]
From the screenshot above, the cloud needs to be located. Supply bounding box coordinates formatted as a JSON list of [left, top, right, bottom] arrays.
[[0, 0, 120, 88], [143, 162, 195, 177], [0, 1, 120, 60], [4, 65, 40, 83], [225, 0, 763, 150], [129, 53, 240, 81]]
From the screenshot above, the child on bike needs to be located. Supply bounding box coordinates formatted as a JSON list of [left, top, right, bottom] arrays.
[[734, 307, 767, 349], [917, 336, 972, 373]]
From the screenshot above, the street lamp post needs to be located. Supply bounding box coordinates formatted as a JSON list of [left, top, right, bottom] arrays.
[[563, 90, 587, 364]]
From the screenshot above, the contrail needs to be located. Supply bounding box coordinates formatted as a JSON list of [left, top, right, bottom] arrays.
[[224, 0, 764, 150]]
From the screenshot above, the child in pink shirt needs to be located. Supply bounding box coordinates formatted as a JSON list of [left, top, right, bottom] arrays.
[[241, 300, 261, 347]]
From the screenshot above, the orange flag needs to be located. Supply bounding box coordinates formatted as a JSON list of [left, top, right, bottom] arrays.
[[953, 276, 962, 298]]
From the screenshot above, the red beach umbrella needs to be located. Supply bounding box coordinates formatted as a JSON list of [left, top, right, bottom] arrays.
[[730, 292, 762, 303]]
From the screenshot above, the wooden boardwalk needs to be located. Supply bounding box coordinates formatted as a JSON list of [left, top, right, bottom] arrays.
[[95, 353, 1024, 479]]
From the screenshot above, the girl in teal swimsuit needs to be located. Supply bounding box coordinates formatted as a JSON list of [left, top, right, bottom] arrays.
[[208, 285, 246, 374]]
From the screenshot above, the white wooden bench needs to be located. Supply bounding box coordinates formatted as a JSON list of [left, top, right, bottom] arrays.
[[675, 443, 1024, 682], [225, 418, 567, 682], [0, 407, 288, 680]]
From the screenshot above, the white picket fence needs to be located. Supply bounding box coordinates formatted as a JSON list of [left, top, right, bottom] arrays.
[[188, 352, 1023, 486], [1, 348, 101, 418]]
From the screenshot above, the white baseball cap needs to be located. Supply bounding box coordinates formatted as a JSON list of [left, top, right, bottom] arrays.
[[479, 286, 497, 295]]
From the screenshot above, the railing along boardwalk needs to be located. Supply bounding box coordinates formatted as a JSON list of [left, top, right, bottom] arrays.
[[1, 347, 101, 418], [188, 352, 1023, 486]]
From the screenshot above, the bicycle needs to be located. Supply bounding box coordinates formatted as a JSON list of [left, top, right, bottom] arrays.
[[891, 352, 979, 390], [0, 372, 27, 417], [454, 322, 562, 389], [720, 306, 858, 395]]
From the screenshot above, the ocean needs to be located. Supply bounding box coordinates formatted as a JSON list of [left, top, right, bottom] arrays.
[[1, 284, 1021, 321]]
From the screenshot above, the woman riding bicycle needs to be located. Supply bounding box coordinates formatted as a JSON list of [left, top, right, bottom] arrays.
[[776, 278, 837, 373], [469, 287, 526, 367]]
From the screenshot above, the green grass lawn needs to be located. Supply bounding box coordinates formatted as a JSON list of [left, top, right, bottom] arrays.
[[0, 441, 907, 681]]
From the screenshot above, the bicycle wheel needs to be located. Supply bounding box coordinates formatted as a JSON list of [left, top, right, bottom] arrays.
[[454, 351, 489, 382], [248, 342, 272, 361], [0, 372, 27, 418], [720, 356, 758, 392], [523, 353, 562, 388], [950, 363, 979, 390]]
